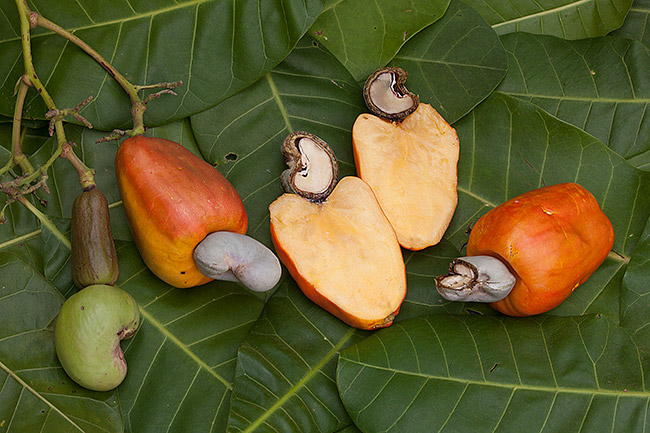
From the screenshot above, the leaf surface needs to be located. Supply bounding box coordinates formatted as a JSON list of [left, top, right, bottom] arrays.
[[337, 314, 650, 433], [227, 280, 367, 433], [308, 0, 450, 81], [497, 32, 650, 170], [389, 0, 508, 124], [0, 252, 123, 433], [115, 243, 265, 433], [0, 0, 325, 129], [461, 0, 633, 38], [610, 0, 650, 47]]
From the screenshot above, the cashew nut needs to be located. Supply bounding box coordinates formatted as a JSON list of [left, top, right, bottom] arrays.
[[435, 256, 516, 303], [193, 231, 282, 292], [54, 284, 140, 391]]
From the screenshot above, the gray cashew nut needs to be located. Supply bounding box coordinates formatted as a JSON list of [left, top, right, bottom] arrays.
[[193, 231, 282, 292], [54, 284, 140, 391], [435, 255, 516, 303]]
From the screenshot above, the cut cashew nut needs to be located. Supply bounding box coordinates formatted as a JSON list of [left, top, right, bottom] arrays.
[[363, 67, 419, 121], [280, 131, 339, 202], [194, 231, 282, 292], [435, 256, 516, 303]]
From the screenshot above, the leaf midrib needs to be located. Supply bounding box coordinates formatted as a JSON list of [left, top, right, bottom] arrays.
[[0, 0, 213, 44], [507, 92, 650, 104], [241, 327, 356, 433], [137, 306, 232, 390], [491, 0, 594, 28], [341, 359, 650, 398], [0, 360, 85, 432]]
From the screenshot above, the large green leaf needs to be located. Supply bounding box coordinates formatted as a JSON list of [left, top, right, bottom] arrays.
[[610, 0, 650, 47], [0, 252, 123, 433], [496, 32, 650, 170], [114, 243, 265, 433], [227, 279, 367, 433], [388, 0, 508, 124], [462, 0, 633, 38], [337, 314, 650, 433], [621, 215, 650, 340], [308, 0, 450, 81], [0, 0, 325, 130]]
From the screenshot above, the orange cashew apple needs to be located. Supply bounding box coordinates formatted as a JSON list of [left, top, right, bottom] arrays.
[[435, 183, 614, 316], [115, 136, 280, 291]]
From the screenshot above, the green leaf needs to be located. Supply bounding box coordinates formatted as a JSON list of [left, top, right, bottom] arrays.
[[0, 252, 123, 433], [621, 215, 650, 339], [496, 33, 650, 170], [461, 0, 633, 39], [389, 0, 508, 124], [337, 314, 650, 433], [308, 0, 450, 82], [110, 242, 266, 433], [444, 93, 650, 318], [0, 0, 325, 130], [227, 279, 367, 433], [610, 0, 650, 47]]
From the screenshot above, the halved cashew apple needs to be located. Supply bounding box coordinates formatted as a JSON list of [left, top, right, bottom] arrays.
[[269, 131, 406, 330], [353, 67, 459, 251], [194, 231, 282, 292], [54, 284, 140, 391]]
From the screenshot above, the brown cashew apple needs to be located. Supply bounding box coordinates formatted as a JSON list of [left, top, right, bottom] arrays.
[[435, 183, 615, 316], [115, 136, 281, 291], [269, 132, 406, 330], [352, 67, 460, 251]]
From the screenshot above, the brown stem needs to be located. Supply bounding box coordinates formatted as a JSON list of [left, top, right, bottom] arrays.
[[61, 142, 96, 191], [33, 13, 181, 137]]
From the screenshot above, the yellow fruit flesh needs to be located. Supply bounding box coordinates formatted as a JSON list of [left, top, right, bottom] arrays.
[[353, 103, 459, 250], [269, 177, 406, 324]]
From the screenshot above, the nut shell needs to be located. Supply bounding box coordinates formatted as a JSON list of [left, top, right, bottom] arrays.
[[363, 67, 419, 121], [280, 131, 339, 202]]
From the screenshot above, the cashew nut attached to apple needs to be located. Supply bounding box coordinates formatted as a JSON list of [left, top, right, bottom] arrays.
[[115, 136, 282, 292], [54, 284, 140, 391], [194, 231, 282, 292]]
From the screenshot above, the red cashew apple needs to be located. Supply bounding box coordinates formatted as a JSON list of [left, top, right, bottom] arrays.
[[436, 182, 615, 316], [115, 136, 280, 291]]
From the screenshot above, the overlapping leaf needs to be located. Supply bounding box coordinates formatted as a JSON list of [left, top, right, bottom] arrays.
[[497, 33, 650, 170], [610, 0, 650, 47], [388, 0, 508, 124], [462, 0, 633, 38], [308, 0, 450, 81], [114, 243, 265, 433], [0, 252, 123, 433], [621, 216, 650, 340], [337, 314, 650, 433], [0, 0, 325, 130], [227, 279, 367, 433]]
